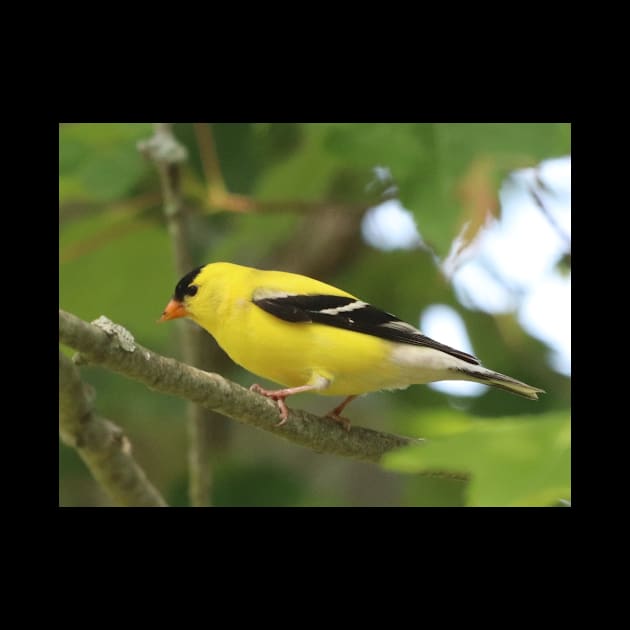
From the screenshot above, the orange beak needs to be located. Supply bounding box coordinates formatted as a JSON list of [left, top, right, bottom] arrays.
[[159, 299, 188, 322]]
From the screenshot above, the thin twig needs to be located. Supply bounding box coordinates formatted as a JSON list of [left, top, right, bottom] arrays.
[[60, 218, 152, 264], [59, 309, 418, 464], [59, 191, 162, 223], [139, 123, 218, 506], [193, 123, 227, 197], [529, 182, 571, 252], [206, 193, 369, 215], [59, 351, 167, 507]]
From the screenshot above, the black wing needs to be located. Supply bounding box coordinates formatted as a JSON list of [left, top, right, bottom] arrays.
[[253, 293, 480, 366]]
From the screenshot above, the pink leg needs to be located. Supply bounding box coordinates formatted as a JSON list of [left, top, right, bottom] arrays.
[[250, 383, 320, 427], [326, 395, 357, 432]]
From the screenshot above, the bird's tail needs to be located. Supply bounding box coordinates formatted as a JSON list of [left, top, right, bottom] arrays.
[[457, 366, 545, 400]]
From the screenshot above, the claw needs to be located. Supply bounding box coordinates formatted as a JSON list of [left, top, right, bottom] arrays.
[[326, 412, 352, 432], [249, 383, 354, 430], [324, 395, 357, 431], [249, 382, 317, 426]]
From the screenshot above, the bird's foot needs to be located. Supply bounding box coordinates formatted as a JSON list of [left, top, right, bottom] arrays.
[[250, 383, 291, 426], [250, 383, 351, 430], [323, 395, 356, 431], [325, 412, 352, 432]]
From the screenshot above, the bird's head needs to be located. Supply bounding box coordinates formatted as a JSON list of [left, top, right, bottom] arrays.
[[159, 265, 205, 323]]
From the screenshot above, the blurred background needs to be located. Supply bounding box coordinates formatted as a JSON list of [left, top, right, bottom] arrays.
[[59, 123, 571, 507]]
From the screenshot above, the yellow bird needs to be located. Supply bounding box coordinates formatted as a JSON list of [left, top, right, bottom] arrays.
[[160, 262, 544, 429]]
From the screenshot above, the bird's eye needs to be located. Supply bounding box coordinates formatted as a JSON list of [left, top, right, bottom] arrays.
[[185, 285, 198, 296]]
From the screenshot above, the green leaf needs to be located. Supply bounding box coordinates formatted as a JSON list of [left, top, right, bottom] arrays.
[[403, 123, 571, 255], [253, 123, 570, 257], [383, 413, 570, 507], [404, 475, 467, 507], [59, 123, 153, 203], [253, 124, 340, 200]]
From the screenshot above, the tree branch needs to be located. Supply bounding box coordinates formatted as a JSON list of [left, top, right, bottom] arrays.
[[205, 192, 370, 215], [59, 191, 162, 224], [193, 122, 227, 199], [192, 123, 372, 216], [529, 181, 571, 253], [139, 123, 222, 507], [60, 217, 153, 264], [59, 309, 415, 464], [59, 351, 167, 507]]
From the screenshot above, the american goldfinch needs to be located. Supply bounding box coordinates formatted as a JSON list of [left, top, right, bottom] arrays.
[[160, 262, 544, 429]]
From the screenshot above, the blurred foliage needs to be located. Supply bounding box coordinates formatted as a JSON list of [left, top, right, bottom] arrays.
[[59, 123, 571, 507], [383, 412, 570, 506]]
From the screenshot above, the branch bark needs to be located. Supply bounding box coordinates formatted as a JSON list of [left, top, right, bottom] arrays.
[[59, 309, 415, 464], [59, 351, 167, 507]]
